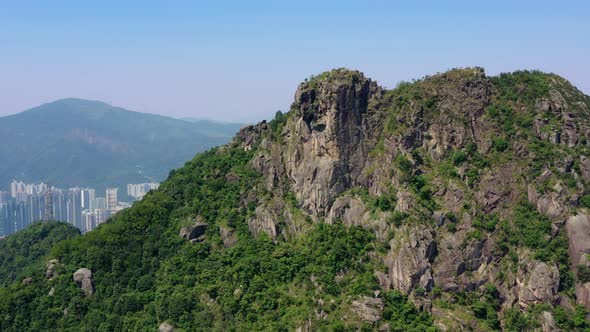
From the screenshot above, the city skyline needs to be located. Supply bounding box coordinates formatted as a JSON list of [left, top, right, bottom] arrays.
[[0, 180, 159, 236]]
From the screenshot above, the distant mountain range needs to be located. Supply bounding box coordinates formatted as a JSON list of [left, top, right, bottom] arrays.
[[0, 98, 243, 193]]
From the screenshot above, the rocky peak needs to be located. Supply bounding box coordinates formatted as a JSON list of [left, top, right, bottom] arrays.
[[236, 68, 590, 327], [277, 69, 384, 217]]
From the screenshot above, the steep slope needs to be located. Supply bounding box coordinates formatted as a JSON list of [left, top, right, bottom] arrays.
[[0, 98, 241, 192], [1, 68, 590, 331]]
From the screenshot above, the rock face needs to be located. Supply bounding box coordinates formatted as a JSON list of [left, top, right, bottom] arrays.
[[284, 70, 380, 218], [73, 268, 94, 296], [351, 296, 384, 323], [517, 261, 560, 308], [432, 230, 492, 293], [179, 219, 208, 243], [248, 206, 279, 239], [566, 214, 590, 307], [387, 226, 437, 294], [540, 311, 558, 332], [219, 226, 237, 248]]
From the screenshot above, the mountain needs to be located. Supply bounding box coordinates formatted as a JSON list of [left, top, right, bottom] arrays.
[[179, 117, 244, 138], [1, 68, 590, 331], [0, 98, 241, 192]]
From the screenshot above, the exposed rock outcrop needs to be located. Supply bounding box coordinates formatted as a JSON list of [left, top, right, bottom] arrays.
[[283, 70, 381, 218], [158, 322, 175, 332], [516, 261, 560, 308], [433, 229, 493, 292], [351, 296, 384, 323], [566, 214, 590, 308], [73, 268, 94, 296], [248, 206, 279, 239], [179, 218, 208, 243], [220, 226, 237, 248], [46, 259, 59, 280], [387, 226, 437, 294], [540, 311, 559, 332]]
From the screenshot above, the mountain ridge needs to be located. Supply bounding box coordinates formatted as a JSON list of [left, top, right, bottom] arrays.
[[1, 67, 590, 331], [0, 98, 242, 192]]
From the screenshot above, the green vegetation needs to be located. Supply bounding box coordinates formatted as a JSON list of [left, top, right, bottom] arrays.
[[578, 265, 590, 283], [0, 115, 433, 331], [0, 222, 80, 287], [581, 195, 590, 209], [445, 286, 501, 330], [2, 68, 590, 331], [490, 70, 551, 106]]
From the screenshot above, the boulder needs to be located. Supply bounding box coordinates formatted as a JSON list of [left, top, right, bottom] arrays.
[[46, 259, 59, 280], [22, 277, 33, 286], [158, 322, 175, 332], [73, 268, 94, 296]]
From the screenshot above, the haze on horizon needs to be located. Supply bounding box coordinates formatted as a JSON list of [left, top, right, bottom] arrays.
[[1, 0, 588, 123]]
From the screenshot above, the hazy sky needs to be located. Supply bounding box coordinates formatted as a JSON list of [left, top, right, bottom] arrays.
[[1, 0, 588, 122]]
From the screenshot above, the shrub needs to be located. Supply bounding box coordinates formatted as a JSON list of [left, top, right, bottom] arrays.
[[388, 211, 409, 227], [581, 195, 590, 209], [493, 137, 509, 152], [577, 265, 590, 283], [395, 154, 412, 174], [452, 150, 467, 165]]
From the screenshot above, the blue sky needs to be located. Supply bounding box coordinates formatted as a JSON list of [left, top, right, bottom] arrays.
[[0, 0, 588, 122]]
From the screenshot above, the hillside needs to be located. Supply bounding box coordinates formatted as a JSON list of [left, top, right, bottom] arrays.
[[0, 98, 241, 192], [179, 117, 244, 138], [1, 68, 590, 331], [0, 222, 80, 287]]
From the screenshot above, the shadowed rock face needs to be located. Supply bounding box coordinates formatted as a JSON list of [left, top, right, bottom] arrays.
[[179, 218, 208, 243]]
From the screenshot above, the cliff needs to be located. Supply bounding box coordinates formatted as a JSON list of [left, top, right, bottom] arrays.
[[1, 67, 590, 331]]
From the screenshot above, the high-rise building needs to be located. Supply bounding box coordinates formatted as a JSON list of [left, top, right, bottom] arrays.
[[127, 182, 160, 200], [85, 189, 96, 211], [0, 191, 9, 204], [106, 188, 118, 214], [2, 181, 125, 235], [66, 188, 82, 229], [81, 188, 95, 211], [94, 197, 106, 210]]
